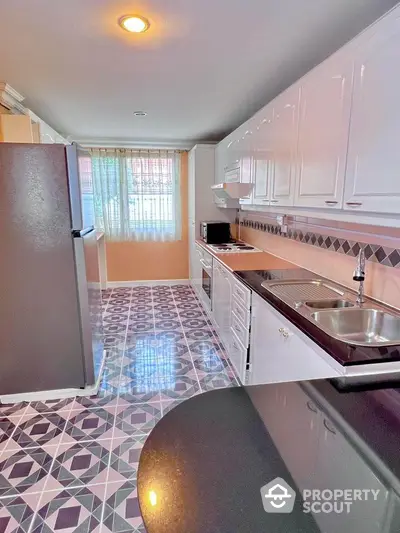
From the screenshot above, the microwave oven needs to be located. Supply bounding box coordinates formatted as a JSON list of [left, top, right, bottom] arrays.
[[200, 222, 231, 244]]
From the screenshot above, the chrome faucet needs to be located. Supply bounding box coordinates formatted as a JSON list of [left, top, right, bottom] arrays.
[[353, 248, 366, 305]]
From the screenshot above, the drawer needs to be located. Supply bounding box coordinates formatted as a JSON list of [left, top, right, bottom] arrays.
[[232, 295, 250, 327], [229, 329, 247, 384], [231, 310, 250, 348], [232, 278, 251, 310]]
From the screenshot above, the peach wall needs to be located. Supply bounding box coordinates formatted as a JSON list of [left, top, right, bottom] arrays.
[[106, 152, 189, 281], [240, 226, 400, 311]]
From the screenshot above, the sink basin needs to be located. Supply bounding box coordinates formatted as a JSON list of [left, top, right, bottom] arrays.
[[311, 308, 400, 346], [305, 299, 354, 309]]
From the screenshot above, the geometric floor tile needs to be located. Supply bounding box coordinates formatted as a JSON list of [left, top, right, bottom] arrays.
[[114, 404, 162, 439], [101, 480, 145, 533], [47, 441, 113, 490], [159, 375, 201, 400], [31, 485, 105, 533], [108, 436, 147, 483], [6, 413, 68, 450], [25, 399, 74, 415], [62, 408, 115, 444], [199, 372, 236, 391], [0, 446, 54, 498], [193, 353, 228, 373], [0, 418, 20, 448], [0, 403, 28, 418], [0, 492, 42, 533]]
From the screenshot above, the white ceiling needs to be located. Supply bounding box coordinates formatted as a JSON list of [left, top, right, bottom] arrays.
[[0, 0, 398, 145]]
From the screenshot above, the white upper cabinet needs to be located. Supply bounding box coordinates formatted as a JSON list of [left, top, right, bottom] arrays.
[[252, 107, 274, 206], [344, 11, 400, 214], [239, 120, 255, 205], [270, 86, 300, 206], [295, 51, 353, 209]]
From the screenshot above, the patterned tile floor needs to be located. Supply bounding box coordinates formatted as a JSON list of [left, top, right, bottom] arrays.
[[0, 283, 239, 532]]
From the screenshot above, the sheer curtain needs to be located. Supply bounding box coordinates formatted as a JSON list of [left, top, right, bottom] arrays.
[[83, 148, 182, 242]]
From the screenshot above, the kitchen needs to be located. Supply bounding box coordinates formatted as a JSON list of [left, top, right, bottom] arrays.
[[1, 0, 400, 532]]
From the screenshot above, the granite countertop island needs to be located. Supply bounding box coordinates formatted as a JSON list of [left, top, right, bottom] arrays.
[[138, 379, 400, 533]]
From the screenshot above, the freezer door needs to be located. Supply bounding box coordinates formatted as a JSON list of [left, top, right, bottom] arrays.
[[66, 144, 95, 231], [74, 229, 104, 385]]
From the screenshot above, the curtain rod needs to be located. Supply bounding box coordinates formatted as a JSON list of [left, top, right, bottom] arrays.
[[86, 147, 187, 153]]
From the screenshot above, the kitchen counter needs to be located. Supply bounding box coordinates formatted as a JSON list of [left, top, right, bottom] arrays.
[[195, 239, 294, 272], [138, 380, 400, 533], [235, 268, 400, 366]]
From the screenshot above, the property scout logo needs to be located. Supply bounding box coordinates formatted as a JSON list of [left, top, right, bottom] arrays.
[[260, 477, 381, 515]]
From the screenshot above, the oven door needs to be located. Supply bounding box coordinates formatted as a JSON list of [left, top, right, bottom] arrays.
[[200, 261, 213, 312]]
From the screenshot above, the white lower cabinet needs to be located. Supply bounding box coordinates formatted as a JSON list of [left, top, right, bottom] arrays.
[[312, 416, 389, 533], [249, 293, 340, 384], [229, 330, 247, 383], [212, 261, 234, 350], [212, 263, 250, 383], [251, 382, 390, 533]]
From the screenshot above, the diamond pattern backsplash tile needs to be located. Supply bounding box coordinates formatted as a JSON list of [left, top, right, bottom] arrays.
[[239, 216, 400, 268], [0, 283, 239, 532]]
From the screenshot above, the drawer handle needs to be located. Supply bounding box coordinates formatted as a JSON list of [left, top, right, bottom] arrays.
[[234, 324, 241, 332], [306, 401, 318, 413], [270, 200, 279, 203], [323, 419, 336, 435], [278, 328, 284, 333], [325, 201, 338, 205], [346, 202, 362, 207], [233, 341, 239, 350]]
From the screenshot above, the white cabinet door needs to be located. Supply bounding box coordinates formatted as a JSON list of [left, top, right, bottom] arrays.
[[249, 293, 339, 385], [266, 383, 321, 492], [344, 12, 400, 214], [215, 139, 229, 185], [239, 122, 254, 205], [313, 415, 389, 533], [252, 107, 274, 206], [213, 262, 233, 349], [295, 51, 353, 209], [270, 86, 300, 206]]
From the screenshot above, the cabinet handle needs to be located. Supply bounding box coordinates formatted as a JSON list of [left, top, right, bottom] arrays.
[[234, 324, 241, 332], [323, 419, 336, 435], [278, 328, 284, 333], [261, 199, 270, 202], [270, 200, 279, 203], [233, 341, 239, 350], [282, 330, 290, 338], [325, 201, 338, 205], [306, 401, 318, 413], [346, 202, 362, 207]]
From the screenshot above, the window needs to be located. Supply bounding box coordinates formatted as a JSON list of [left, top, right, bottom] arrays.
[[78, 149, 182, 242]]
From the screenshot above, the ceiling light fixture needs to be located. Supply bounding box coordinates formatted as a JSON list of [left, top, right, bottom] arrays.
[[133, 111, 147, 117], [119, 15, 150, 33]]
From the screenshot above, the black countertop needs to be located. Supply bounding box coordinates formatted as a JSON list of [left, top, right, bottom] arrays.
[[234, 268, 400, 366], [138, 379, 400, 533]]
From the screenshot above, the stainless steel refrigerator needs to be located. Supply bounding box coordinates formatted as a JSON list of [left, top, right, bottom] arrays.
[[0, 143, 104, 395]]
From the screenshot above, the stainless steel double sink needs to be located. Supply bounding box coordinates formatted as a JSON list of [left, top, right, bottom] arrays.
[[260, 279, 400, 347]]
